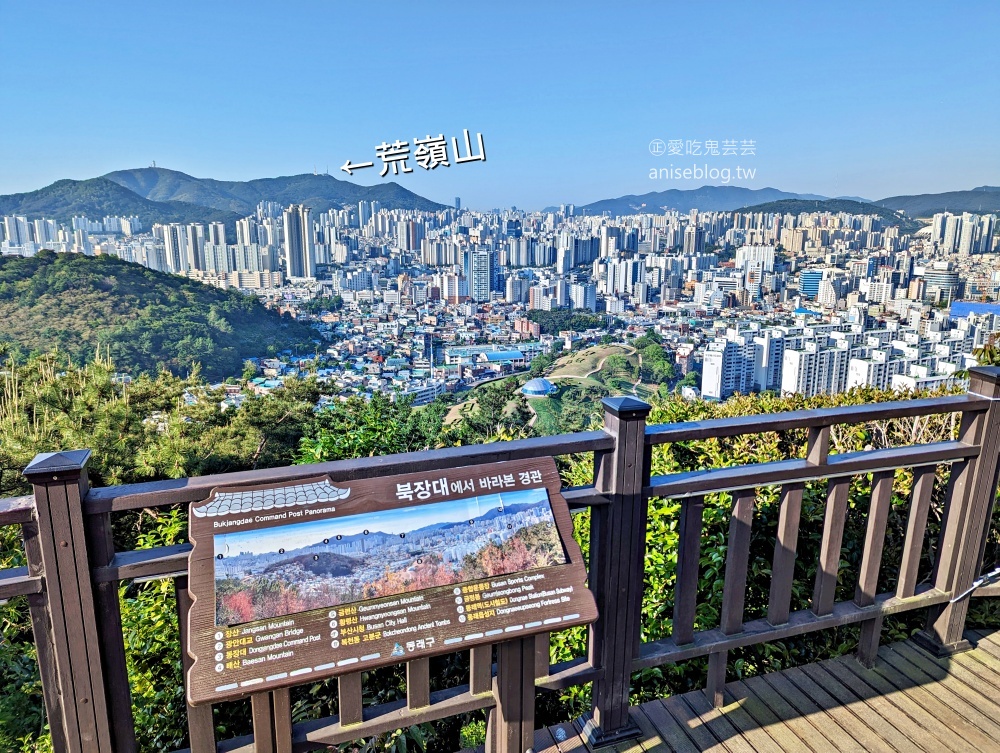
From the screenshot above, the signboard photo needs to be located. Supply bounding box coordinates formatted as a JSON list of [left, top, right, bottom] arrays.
[[185, 457, 597, 704]]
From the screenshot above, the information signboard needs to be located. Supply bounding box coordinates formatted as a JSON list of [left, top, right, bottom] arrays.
[[186, 457, 596, 704]]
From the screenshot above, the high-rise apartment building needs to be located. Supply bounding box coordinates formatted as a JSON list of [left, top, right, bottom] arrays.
[[735, 244, 776, 272], [570, 282, 597, 312], [236, 217, 258, 246], [283, 205, 315, 279], [208, 222, 226, 247], [682, 225, 705, 255], [781, 340, 851, 397], [161, 223, 188, 273], [185, 224, 206, 270], [702, 337, 756, 400], [465, 248, 496, 302], [942, 214, 962, 254]]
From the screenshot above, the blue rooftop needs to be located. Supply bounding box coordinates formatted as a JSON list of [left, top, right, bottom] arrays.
[[950, 301, 1000, 318], [483, 350, 524, 361]]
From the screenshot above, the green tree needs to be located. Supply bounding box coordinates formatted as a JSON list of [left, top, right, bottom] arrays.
[[632, 328, 662, 349], [446, 379, 535, 444], [525, 309, 605, 334], [975, 334, 1000, 366], [677, 370, 700, 389], [242, 360, 259, 381], [297, 392, 449, 463], [528, 353, 555, 377]]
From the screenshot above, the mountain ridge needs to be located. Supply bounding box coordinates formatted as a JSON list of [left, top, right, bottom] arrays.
[[874, 186, 1000, 217], [104, 166, 447, 214], [0, 177, 243, 228], [566, 186, 833, 215], [3, 171, 997, 223], [0, 168, 447, 231], [732, 198, 920, 233], [567, 184, 1000, 218], [294, 500, 541, 554]]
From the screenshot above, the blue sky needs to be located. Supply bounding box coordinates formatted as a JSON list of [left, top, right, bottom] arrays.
[[1, 1, 998, 208], [215, 488, 547, 556]]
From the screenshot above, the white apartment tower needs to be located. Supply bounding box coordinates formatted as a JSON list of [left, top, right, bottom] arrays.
[[781, 340, 851, 397], [283, 205, 315, 279]]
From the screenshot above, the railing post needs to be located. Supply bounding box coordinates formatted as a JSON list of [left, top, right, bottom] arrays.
[[23, 450, 115, 753], [488, 636, 536, 753], [582, 396, 651, 746], [917, 366, 1000, 655], [87, 490, 138, 753]]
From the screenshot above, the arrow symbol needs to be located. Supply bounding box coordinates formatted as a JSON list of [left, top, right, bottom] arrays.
[[341, 159, 374, 176]]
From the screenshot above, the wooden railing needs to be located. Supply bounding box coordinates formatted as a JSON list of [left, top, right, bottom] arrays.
[[2, 366, 1000, 753]]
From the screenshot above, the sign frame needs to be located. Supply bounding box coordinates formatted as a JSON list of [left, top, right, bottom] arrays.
[[185, 457, 596, 705]]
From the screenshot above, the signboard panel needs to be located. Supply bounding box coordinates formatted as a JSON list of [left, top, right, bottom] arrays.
[[186, 457, 596, 704]]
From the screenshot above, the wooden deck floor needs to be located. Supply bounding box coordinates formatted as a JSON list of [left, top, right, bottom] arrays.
[[532, 628, 1000, 752]]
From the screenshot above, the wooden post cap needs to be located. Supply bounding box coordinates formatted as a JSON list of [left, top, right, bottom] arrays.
[[23, 450, 91, 479]]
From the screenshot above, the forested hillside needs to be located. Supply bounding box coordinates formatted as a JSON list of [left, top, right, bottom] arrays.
[[0, 252, 317, 379], [0, 177, 242, 229], [104, 167, 448, 214], [0, 170, 446, 229]]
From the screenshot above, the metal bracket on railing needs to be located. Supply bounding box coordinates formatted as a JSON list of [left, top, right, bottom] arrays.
[[949, 563, 1000, 602]]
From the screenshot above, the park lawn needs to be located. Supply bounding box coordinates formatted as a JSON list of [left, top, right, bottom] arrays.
[[633, 382, 657, 401], [548, 345, 631, 379], [528, 397, 563, 435], [443, 399, 472, 425], [550, 375, 605, 390]]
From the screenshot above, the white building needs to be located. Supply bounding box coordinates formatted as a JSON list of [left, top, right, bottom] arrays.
[[781, 339, 851, 397]]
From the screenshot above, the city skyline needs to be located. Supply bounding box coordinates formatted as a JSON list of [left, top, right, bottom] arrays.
[[2, 2, 998, 209], [214, 490, 534, 557]]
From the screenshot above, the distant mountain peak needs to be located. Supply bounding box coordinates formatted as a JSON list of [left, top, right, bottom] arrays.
[[559, 184, 997, 220], [572, 186, 830, 215], [0, 167, 446, 228], [102, 167, 446, 215]]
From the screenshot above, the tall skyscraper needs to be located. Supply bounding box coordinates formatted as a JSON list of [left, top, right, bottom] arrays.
[[32, 218, 56, 244], [958, 212, 978, 256], [465, 248, 496, 302], [683, 225, 705, 255], [931, 213, 948, 243], [185, 224, 206, 270], [161, 223, 188, 273], [283, 205, 315, 279], [570, 282, 598, 312], [942, 214, 962, 253], [980, 215, 997, 253], [3, 216, 29, 246], [455, 197, 461, 210], [236, 217, 258, 246], [208, 222, 226, 247]]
